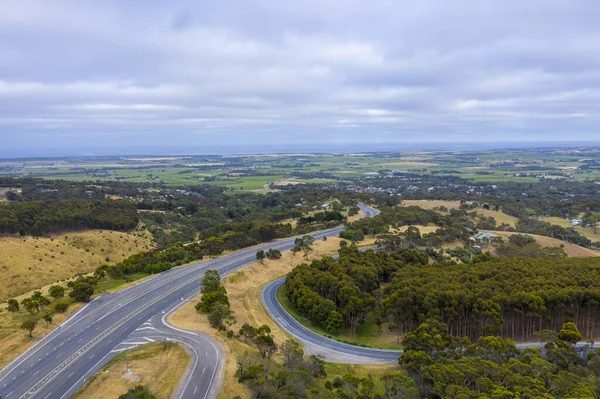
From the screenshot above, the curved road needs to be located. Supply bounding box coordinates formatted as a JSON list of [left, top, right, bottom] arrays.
[[261, 204, 404, 364], [0, 210, 359, 399]]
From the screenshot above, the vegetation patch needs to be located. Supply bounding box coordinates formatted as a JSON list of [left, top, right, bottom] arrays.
[[75, 342, 190, 399]]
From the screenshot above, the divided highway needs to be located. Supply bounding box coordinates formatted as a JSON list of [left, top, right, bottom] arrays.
[[0, 205, 372, 399]]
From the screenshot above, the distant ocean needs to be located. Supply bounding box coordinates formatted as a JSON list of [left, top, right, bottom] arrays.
[[2, 141, 600, 159]]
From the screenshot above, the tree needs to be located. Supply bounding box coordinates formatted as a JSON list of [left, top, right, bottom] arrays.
[[54, 302, 69, 313], [197, 285, 230, 313], [381, 371, 415, 399], [43, 313, 53, 326], [201, 270, 221, 293], [557, 322, 582, 345], [70, 282, 94, 302], [38, 295, 51, 309], [587, 214, 599, 234], [21, 298, 39, 314], [326, 310, 343, 334], [21, 318, 37, 337], [208, 303, 235, 330], [256, 250, 265, 263], [202, 236, 225, 256], [239, 323, 257, 342], [254, 325, 277, 358], [49, 285, 65, 299], [266, 248, 281, 259], [280, 339, 304, 371], [7, 298, 19, 312]]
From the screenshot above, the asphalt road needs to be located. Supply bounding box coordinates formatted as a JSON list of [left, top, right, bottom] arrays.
[[260, 203, 404, 364], [0, 210, 357, 399]]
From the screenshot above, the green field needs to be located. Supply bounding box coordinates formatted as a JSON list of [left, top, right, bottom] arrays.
[[1, 148, 599, 190]]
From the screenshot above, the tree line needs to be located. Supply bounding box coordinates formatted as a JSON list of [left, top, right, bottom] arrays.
[[0, 199, 138, 236]]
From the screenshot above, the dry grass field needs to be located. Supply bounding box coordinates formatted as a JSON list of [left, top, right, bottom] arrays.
[[168, 236, 379, 399], [401, 199, 518, 227], [0, 230, 154, 301], [75, 342, 190, 399], [488, 231, 600, 258], [0, 302, 83, 368], [541, 216, 600, 243]]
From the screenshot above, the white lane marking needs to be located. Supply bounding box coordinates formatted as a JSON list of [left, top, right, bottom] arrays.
[[193, 386, 198, 394], [68, 372, 74, 377], [33, 370, 39, 376], [143, 337, 155, 342]]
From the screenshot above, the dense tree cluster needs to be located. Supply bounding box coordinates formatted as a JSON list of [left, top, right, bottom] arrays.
[[286, 246, 600, 343], [398, 320, 598, 398], [285, 246, 428, 336], [0, 199, 138, 236], [384, 256, 600, 341]]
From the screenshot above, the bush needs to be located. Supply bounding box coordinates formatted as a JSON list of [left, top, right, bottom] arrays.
[[54, 302, 69, 313]]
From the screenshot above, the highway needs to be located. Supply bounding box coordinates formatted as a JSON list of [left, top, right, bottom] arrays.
[[0, 204, 370, 399]]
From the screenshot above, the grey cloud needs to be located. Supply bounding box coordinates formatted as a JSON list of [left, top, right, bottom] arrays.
[[0, 0, 600, 157]]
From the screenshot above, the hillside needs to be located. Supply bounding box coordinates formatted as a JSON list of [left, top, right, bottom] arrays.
[[488, 230, 600, 257], [0, 230, 154, 301]]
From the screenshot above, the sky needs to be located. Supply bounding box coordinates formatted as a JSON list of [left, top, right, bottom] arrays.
[[1, 0, 600, 157]]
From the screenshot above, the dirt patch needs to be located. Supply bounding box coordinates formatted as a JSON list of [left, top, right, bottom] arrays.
[[75, 342, 190, 399]]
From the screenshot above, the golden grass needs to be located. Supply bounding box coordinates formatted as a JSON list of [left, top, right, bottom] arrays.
[[401, 200, 518, 227], [0, 230, 154, 301], [478, 209, 518, 227], [394, 225, 439, 234], [75, 342, 190, 399], [401, 199, 462, 210], [168, 236, 379, 399], [0, 302, 83, 369]]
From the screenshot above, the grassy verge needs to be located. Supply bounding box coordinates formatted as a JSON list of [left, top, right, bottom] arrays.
[[74, 342, 190, 399], [0, 300, 83, 368], [276, 285, 403, 350]]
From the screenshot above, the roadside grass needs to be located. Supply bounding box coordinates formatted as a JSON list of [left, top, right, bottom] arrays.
[[0, 271, 149, 370], [0, 229, 153, 301], [0, 300, 83, 369], [168, 236, 381, 399], [74, 342, 190, 399]]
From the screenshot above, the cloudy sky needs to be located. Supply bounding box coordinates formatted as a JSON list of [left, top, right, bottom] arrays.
[[1, 0, 600, 156]]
